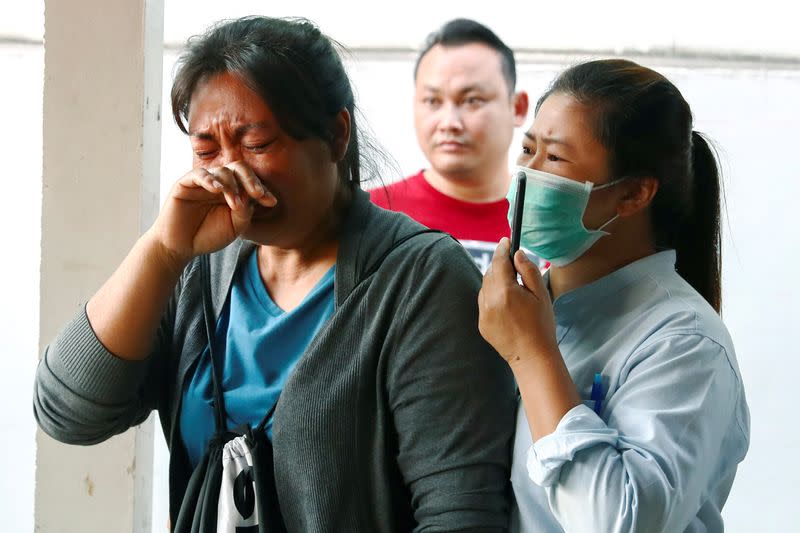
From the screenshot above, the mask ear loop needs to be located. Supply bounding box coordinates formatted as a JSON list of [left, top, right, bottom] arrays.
[[591, 177, 627, 232], [592, 176, 627, 190], [597, 213, 619, 232]]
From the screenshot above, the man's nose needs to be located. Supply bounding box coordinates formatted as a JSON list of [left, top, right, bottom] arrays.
[[437, 103, 464, 131]]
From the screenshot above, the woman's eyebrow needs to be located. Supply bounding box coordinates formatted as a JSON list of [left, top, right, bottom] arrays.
[[524, 131, 572, 149], [189, 121, 271, 139], [234, 121, 271, 136], [189, 131, 215, 140]]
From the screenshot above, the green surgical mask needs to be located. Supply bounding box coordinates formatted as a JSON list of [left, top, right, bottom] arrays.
[[507, 166, 622, 267]]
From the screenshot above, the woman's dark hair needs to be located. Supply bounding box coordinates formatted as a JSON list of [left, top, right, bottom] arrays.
[[414, 18, 517, 93], [171, 16, 365, 190], [538, 59, 722, 312]]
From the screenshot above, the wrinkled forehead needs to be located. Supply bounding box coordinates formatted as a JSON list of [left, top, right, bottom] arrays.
[[186, 72, 275, 132], [528, 93, 609, 164]]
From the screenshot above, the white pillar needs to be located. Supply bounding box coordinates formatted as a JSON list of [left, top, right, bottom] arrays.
[[37, 1, 164, 531]]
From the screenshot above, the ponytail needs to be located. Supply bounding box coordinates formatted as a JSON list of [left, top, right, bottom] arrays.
[[675, 131, 722, 313]]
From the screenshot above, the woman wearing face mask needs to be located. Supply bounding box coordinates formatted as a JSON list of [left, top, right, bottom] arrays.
[[478, 59, 749, 533]]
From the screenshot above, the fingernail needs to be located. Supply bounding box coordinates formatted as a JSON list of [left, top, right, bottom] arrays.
[[235, 196, 245, 208], [213, 181, 223, 189]]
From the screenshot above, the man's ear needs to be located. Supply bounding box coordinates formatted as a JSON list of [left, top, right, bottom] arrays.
[[618, 177, 659, 217], [513, 91, 529, 127], [331, 108, 351, 162]]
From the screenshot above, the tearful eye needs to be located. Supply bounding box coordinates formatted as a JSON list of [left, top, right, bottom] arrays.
[[195, 150, 218, 160], [245, 144, 268, 152], [243, 138, 275, 153]]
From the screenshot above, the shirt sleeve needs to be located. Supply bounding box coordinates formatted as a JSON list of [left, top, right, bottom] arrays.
[[525, 333, 748, 533], [32, 263, 186, 445], [387, 236, 517, 532]]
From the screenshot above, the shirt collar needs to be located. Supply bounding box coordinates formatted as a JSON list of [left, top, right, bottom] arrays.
[[546, 250, 677, 319]]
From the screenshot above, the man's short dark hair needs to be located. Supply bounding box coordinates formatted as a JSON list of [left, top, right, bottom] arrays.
[[413, 18, 517, 92]]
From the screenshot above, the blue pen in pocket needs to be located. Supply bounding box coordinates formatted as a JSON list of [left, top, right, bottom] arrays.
[[590, 373, 605, 415]]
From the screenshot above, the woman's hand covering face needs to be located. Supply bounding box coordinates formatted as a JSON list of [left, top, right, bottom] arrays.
[[152, 162, 277, 266]]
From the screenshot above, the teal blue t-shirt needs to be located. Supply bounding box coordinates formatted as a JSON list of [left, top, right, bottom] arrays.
[[180, 250, 335, 467]]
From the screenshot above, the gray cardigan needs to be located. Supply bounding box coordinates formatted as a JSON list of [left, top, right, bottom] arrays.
[[34, 190, 517, 531]]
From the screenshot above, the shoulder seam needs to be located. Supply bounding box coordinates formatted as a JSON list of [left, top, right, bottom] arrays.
[[625, 332, 747, 438]]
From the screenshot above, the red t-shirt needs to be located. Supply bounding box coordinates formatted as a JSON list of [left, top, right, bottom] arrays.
[[370, 170, 510, 242], [370, 170, 512, 273]]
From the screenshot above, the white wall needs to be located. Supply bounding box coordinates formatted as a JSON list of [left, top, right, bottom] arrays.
[[0, 42, 41, 533], [160, 0, 799, 58], [699, 67, 800, 530], [0, 0, 42, 40]]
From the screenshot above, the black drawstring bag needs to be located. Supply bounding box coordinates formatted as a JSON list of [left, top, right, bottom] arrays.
[[174, 254, 286, 533], [174, 230, 444, 532]]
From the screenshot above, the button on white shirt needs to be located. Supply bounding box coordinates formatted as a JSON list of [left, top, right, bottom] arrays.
[[510, 250, 750, 533]]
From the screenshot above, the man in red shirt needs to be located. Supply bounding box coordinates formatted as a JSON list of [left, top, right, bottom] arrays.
[[370, 19, 530, 272]]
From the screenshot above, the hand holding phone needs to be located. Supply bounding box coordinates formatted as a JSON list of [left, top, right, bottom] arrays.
[[509, 171, 526, 263]]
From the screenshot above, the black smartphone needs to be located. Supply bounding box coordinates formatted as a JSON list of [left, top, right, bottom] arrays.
[[509, 170, 526, 262]]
